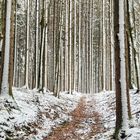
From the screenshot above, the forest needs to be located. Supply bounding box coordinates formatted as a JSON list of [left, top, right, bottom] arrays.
[[0, 0, 140, 139]]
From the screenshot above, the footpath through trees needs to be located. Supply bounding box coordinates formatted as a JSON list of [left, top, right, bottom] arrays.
[[44, 96, 103, 140]]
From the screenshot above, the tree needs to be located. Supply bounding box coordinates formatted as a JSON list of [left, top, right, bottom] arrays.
[[24, 0, 30, 89], [102, 0, 106, 91], [35, 0, 39, 89], [1, 0, 12, 96], [78, 0, 81, 92], [114, 0, 131, 138], [9, 0, 16, 96], [65, 0, 69, 92], [3, 0, 139, 100]]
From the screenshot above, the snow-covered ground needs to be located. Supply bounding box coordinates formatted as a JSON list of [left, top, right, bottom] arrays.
[[0, 88, 140, 140], [91, 90, 140, 140], [0, 88, 82, 140]]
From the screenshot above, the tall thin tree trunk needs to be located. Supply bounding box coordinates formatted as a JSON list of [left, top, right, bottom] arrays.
[[65, 0, 69, 91], [78, 0, 81, 92], [44, 0, 49, 89], [114, 0, 130, 137], [73, 0, 76, 91], [25, 0, 30, 89], [102, 0, 106, 91], [114, 0, 122, 136], [35, 0, 39, 89], [9, 0, 16, 96], [1, 0, 12, 95], [69, 0, 72, 94], [13, 0, 18, 87], [119, 0, 129, 130]]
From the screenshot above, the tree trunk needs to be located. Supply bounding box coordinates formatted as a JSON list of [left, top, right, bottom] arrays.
[[9, 0, 16, 96], [114, 0, 122, 136], [25, 0, 30, 89], [114, 0, 130, 137], [102, 0, 106, 91], [1, 0, 12, 96], [35, 0, 39, 89]]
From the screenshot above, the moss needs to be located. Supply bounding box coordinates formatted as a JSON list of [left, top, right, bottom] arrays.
[[9, 89, 14, 99], [128, 113, 132, 120], [5, 137, 15, 140], [113, 124, 122, 140]]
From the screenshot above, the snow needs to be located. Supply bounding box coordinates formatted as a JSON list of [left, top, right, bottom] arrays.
[[0, 88, 82, 140], [0, 88, 140, 140], [91, 90, 140, 140]]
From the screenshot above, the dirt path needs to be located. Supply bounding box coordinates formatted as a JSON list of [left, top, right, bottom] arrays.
[[44, 96, 103, 140]]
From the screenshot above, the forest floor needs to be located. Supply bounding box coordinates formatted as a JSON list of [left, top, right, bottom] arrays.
[[44, 96, 103, 140], [0, 88, 140, 140]]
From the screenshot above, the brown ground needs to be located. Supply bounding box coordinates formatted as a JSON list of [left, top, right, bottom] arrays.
[[44, 96, 103, 140]]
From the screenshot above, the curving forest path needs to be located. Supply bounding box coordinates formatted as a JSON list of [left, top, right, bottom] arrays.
[[44, 96, 104, 140]]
